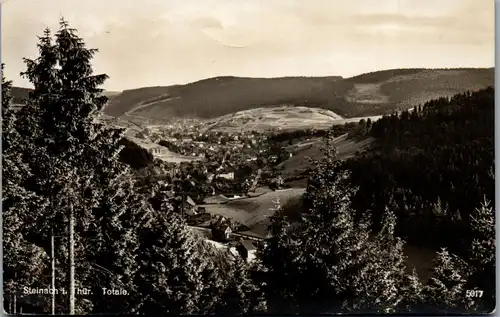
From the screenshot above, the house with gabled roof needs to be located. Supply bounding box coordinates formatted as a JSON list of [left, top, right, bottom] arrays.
[[235, 240, 258, 263], [211, 217, 232, 242]]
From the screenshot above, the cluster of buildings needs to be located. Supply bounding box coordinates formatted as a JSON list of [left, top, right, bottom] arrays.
[[180, 194, 261, 264]]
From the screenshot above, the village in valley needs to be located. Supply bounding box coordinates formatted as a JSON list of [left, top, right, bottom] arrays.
[[97, 104, 367, 259], [113, 115, 343, 263], [3, 0, 494, 312]]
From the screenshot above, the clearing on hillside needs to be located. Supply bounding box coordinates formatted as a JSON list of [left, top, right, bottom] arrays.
[[279, 133, 375, 180], [204, 106, 384, 133], [201, 188, 306, 238]]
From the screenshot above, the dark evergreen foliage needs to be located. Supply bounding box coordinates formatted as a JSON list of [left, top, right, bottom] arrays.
[[257, 142, 418, 314], [341, 88, 495, 313], [345, 88, 494, 255], [118, 137, 154, 169]]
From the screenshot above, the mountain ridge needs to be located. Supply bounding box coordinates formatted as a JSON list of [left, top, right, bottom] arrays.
[[10, 67, 494, 122]]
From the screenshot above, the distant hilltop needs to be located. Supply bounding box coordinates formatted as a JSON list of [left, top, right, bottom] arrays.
[[11, 67, 493, 122]]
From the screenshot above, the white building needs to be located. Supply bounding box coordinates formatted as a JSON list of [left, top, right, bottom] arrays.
[[218, 172, 234, 180]]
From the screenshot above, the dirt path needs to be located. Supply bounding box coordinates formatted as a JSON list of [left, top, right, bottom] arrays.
[[123, 96, 181, 123]]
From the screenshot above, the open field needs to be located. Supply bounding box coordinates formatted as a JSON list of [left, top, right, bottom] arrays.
[[204, 106, 343, 133], [203, 105, 383, 133], [279, 133, 375, 180], [203, 188, 275, 204], [200, 187, 306, 238]]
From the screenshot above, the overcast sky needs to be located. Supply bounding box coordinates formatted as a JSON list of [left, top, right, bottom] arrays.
[[2, 0, 494, 91]]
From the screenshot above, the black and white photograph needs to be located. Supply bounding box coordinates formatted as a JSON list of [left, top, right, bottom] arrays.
[[1, 0, 495, 314]]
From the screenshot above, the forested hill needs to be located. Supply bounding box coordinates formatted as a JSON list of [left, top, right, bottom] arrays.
[[11, 68, 493, 121], [344, 87, 494, 254], [103, 68, 493, 120]]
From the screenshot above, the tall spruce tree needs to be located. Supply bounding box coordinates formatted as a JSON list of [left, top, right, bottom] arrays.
[[15, 19, 129, 314], [82, 176, 147, 314], [254, 198, 302, 313], [301, 161, 373, 313], [259, 138, 418, 313]]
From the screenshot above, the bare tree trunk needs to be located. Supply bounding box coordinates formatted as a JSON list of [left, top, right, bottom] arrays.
[[13, 272, 17, 314], [181, 193, 186, 215], [51, 231, 56, 315], [69, 204, 75, 315], [9, 295, 12, 314]]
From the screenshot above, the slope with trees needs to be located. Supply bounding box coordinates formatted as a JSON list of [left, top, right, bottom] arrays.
[[340, 88, 495, 312], [256, 136, 425, 313], [345, 88, 494, 253], [106, 68, 493, 120], [256, 93, 495, 313]]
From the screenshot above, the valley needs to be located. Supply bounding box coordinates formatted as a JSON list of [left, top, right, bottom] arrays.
[[9, 70, 494, 284], [106, 102, 441, 281], [3, 3, 495, 313]]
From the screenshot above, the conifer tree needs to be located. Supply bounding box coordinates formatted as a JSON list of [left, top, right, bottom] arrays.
[[347, 209, 422, 313], [263, 142, 419, 314], [424, 248, 471, 313], [15, 19, 129, 314], [132, 209, 209, 314], [215, 257, 266, 315], [255, 198, 303, 313], [301, 145, 373, 312], [195, 240, 234, 313], [82, 176, 147, 314]]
